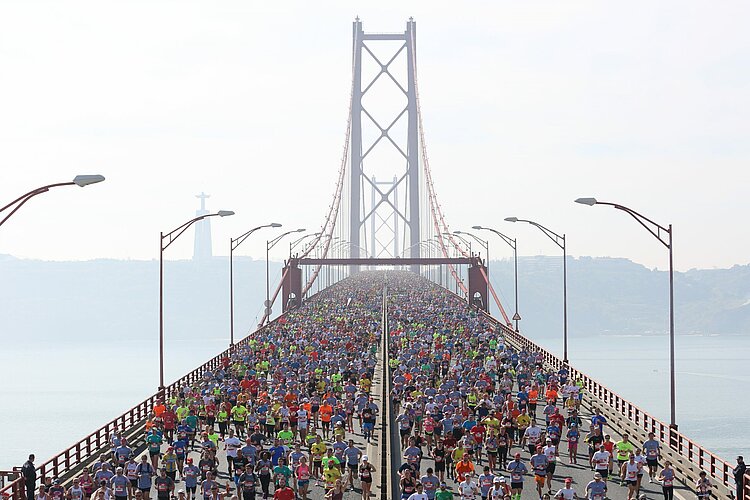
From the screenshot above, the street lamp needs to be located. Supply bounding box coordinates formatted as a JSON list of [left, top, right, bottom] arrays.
[[289, 232, 321, 256], [265, 228, 305, 325], [454, 230, 489, 265], [230, 223, 282, 347], [505, 216, 568, 363], [575, 197, 677, 428], [444, 232, 472, 256], [159, 210, 234, 391], [0, 175, 105, 227], [443, 232, 471, 289], [472, 225, 521, 332]]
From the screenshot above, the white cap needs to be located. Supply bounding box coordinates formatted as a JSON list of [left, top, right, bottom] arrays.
[[361, 455, 369, 462]]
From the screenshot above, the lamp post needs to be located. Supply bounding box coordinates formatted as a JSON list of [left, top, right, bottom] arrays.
[[230, 223, 282, 347], [434, 235, 456, 290], [575, 197, 677, 428], [437, 233, 467, 294], [289, 232, 320, 256], [160, 210, 234, 392], [422, 240, 443, 284], [444, 232, 471, 290], [454, 229, 489, 270], [265, 228, 305, 325], [0, 175, 105, 228], [472, 225, 521, 332], [505, 216, 568, 363], [444, 232, 472, 256]]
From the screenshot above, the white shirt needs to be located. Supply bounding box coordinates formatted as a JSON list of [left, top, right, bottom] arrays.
[[296, 409, 308, 423], [555, 486, 576, 499], [524, 426, 541, 445], [543, 445, 557, 463], [406, 493, 429, 500], [490, 486, 507, 499], [224, 437, 241, 457], [458, 480, 478, 498], [592, 451, 610, 470]]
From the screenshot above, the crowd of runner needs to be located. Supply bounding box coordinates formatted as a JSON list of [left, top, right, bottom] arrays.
[[20, 271, 741, 500], [384, 272, 696, 500], [26, 273, 385, 500]]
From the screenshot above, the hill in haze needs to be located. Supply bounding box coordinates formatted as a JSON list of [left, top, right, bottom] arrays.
[[487, 256, 750, 337], [0, 255, 748, 346]]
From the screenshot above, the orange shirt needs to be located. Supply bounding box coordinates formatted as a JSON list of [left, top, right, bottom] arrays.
[[528, 390, 539, 403], [154, 404, 166, 417], [545, 389, 558, 402], [320, 404, 333, 422], [455, 460, 475, 482]]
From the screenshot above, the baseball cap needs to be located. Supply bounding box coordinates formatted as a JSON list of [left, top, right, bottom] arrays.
[[514, 453, 521, 458], [594, 472, 602, 479], [565, 478, 572, 483], [186, 458, 193, 463], [361, 455, 369, 462]]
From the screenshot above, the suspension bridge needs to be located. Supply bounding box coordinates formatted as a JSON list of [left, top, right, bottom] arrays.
[[1, 18, 746, 500]]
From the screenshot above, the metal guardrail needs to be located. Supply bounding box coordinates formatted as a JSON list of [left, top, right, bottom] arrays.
[[379, 285, 389, 500], [0, 315, 287, 500]]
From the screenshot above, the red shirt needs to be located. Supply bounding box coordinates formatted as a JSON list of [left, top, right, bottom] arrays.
[[550, 414, 565, 429], [248, 379, 260, 395], [273, 487, 295, 500], [163, 410, 176, 429], [470, 424, 486, 444]]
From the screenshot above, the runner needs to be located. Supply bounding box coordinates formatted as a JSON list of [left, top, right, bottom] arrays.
[[584, 472, 607, 500], [657, 460, 675, 500]]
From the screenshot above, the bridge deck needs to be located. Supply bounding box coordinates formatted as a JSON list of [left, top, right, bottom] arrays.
[[2, 272, 742, 500]]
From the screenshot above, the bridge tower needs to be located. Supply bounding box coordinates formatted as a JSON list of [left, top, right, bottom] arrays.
[[349, 18, 420, 272]]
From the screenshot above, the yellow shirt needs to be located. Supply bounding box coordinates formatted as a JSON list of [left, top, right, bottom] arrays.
[[482, 417, 501, 430], [516, 414, 531, 430], [311, 442, 327, 461], [322, 466, 341, 485]]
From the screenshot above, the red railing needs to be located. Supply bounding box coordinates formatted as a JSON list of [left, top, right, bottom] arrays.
[[0, 315, 284, 500]]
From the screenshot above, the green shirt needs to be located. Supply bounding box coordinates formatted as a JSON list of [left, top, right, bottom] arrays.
[[185, 415, 198, 429], [616, 440, 635, 461], [277, 430, 294, 444], [435, 490, 454, 500], [147, 434, 162, 452]]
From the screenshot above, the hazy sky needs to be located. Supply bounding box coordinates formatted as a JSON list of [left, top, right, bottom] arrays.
[[1, 1, 748, 270]]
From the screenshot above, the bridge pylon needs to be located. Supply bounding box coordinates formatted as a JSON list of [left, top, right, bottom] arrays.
[[349, 18, 420, 274]]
